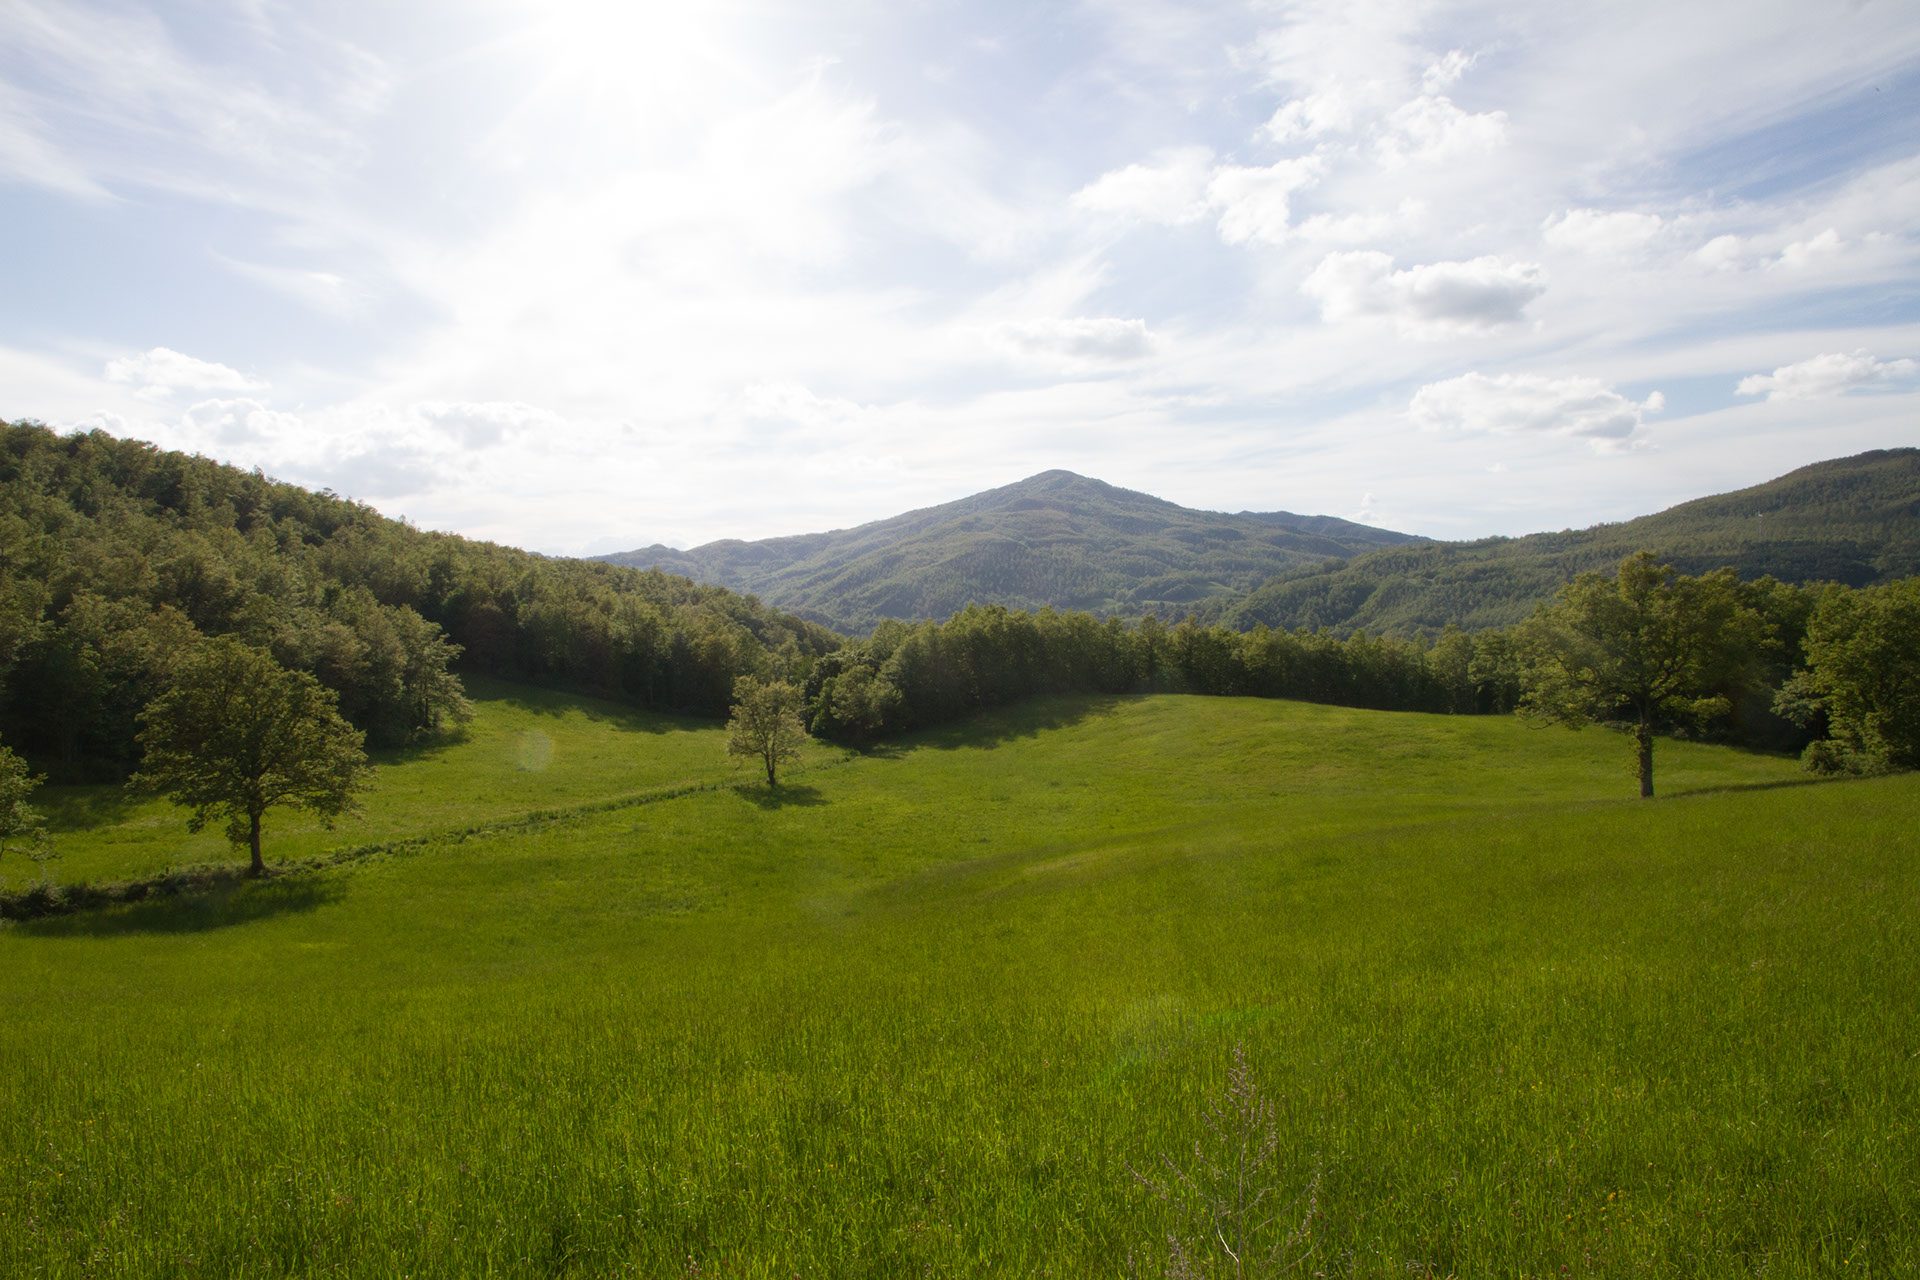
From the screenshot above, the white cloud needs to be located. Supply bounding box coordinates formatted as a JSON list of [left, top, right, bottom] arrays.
[[1070, 146, 1214, 224], [992, 317, 1156, 364], [415, 401, 563, 448], [1377, 94, 1506, 166], [1301, 252, 1547, 333], [1262, 88, 1355, 142], [1775, 228, 1845, 270], [1295, 199, 1427, 244], [181, 397, 303, 445], [1735, 351, 1918, 401], [1410, 372, 1663, 451], [1693, 233, 1752, 272], [105, 348, 266, 401], [1207, 157, 1324, 245], [1543, 209, 1667, 256], [1421, 49, 1477, 93]]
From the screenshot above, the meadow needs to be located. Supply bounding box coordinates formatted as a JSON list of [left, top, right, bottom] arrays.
[[2, 688, 1915, 1276]]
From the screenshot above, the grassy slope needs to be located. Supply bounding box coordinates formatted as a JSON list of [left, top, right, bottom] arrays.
[[3, 690, 1916, 1276], [26, 677, 834, 885]]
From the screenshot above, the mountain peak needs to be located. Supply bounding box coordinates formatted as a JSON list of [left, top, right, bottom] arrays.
[[597, 471, 1417, 631]]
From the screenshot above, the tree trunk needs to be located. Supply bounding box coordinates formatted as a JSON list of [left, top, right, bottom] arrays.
[[764, 751, 777, 788], [248, 810, 265, 876], [1636, 720, 1654, 799]]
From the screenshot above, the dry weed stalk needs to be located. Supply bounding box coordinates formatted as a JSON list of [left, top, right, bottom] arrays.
[[1129, 1044, 1323, 1279]]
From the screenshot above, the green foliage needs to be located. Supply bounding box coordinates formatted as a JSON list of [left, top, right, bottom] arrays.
[[725, 676, 808, 786], [806, 603, 1511, 743], [132, 636, 371, 874], [601, 470, 1419, 633], [1518, 553, 1764, 797], [0, 421, 837, 778], [2, 691, 1914, 1274], [1218, 448, 1920, 636], [1779, 577, 1920, 773], [0, 738, 51, 878]]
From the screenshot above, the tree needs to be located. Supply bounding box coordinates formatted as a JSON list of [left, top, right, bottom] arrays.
[[132, 636, 370, 875], [1776, 577, 1920, 773], [0, 739, 52, 881], [1519, 552, 1761, 798], [726, 675, 807, 787]]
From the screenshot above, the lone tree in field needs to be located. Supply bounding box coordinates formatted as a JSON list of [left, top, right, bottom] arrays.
[[1519, 552, 1760, 798], [726, 675, 807, 787], [0, 739, 52, 879], [133, 636, 370, 876]]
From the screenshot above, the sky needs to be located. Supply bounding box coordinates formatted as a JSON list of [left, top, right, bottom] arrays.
[[3, 0, 1918, 554]]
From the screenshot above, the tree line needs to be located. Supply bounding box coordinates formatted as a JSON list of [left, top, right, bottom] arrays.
[[0, 422, 836, 779]]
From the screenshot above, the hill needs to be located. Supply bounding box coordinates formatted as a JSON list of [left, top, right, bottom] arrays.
[[0, 422, 837, 777], [597, 470, 1422, 633], [5, 688, 1915, 1272], [1210, 448, 1920, 635]]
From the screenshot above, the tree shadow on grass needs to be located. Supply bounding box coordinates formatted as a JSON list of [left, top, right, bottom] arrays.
[[16, 875, 344, 939], [732, 782, 827, 810], [462, 675, 712, 737], [911, 694, 1129, 751], [37, 785, 145, 833], [1666, 776, 1837, 800]]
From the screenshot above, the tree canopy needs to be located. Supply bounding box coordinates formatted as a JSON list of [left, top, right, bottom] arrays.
[[1518, 553, 1763, 797], [1778, 577, 1920, 774], [726, 677, 808, 787], [133, 636, 371, 875]]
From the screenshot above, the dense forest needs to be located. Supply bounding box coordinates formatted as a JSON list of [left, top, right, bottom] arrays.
[[0, 422, 836, 779], [1207, 449, 1920, 635], [600, 469, 1422, 632]]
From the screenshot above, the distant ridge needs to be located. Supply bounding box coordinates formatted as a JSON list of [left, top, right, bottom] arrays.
[[1206, 448, 1920, 635], [597, 470, 1423, 633]]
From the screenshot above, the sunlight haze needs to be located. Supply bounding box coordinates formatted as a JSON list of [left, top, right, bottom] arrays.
[[3, 0, 1916, 551]]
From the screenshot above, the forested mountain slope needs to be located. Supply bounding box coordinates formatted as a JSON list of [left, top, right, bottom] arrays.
[[1207, 449, 1920, 636], [0, 422, 837, 778], [599, 470, 1422, 633]]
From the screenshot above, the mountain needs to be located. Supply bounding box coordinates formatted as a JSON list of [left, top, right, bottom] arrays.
[[1207, 449, 1920, 636], [597, 470, 1425, 633]]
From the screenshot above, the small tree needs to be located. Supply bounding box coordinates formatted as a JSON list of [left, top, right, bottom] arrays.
[[1519, 552, 1760, 798], [726, 675, 807, 787], [0, 740, 52, 883], [133, 636, 370, 876]]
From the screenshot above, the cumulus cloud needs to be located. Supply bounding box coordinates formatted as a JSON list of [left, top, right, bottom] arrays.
[[1735, 351, 1918, 401], [1410, 372, 1662, 451], [992, 316, 1155, 364], [105, 347, 265, 401], [1543, 209, 1667, 256], [182, 397, 303, 444], [1301, 252, 1546, 333], [1070, 146, 1214, 224], [1262, 88, 1355, 142], [1775, 228, 1845, 269], [1377, 94, 1506, 166], [415, 400, 563, 448], [1207, 157, 1323, 245]]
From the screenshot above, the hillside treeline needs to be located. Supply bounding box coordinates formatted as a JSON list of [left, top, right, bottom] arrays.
[[0, 423, 836, 777], [804, 576, 1830, 753], [1206, 448, 1920, 636]]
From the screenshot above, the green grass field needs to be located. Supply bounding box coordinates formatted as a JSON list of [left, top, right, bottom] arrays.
[[3, 689, 1915, 1276]]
